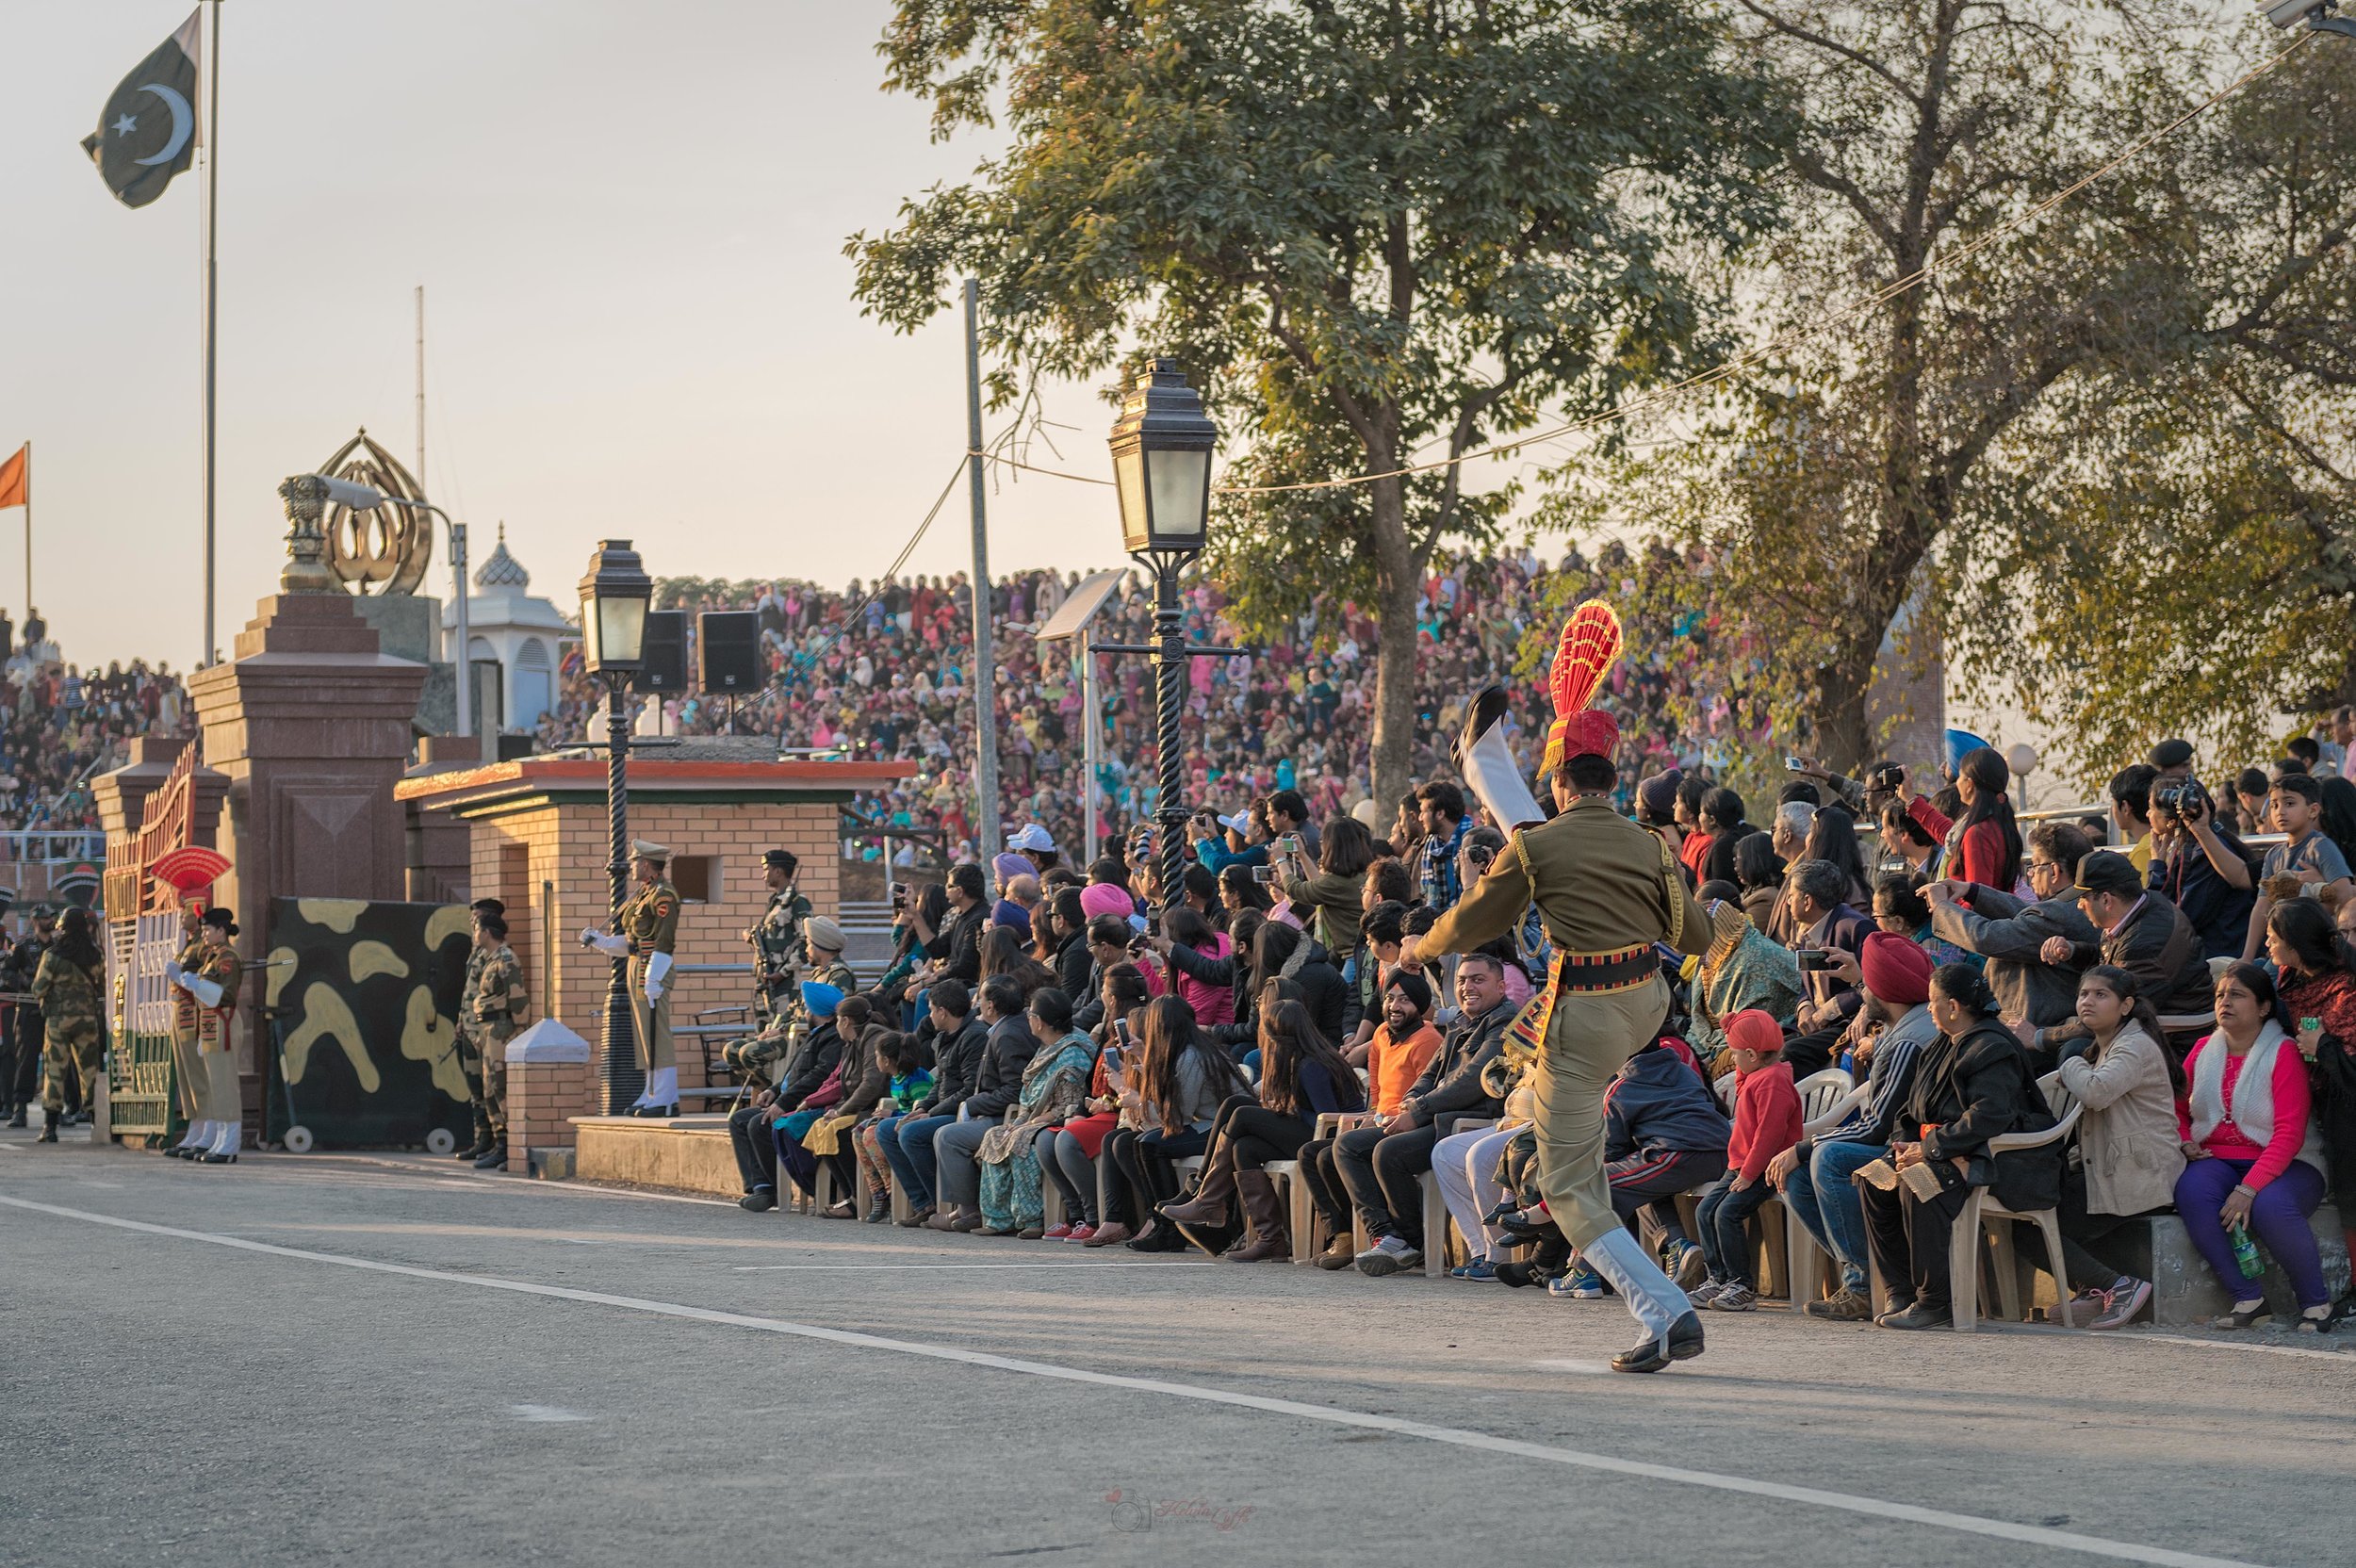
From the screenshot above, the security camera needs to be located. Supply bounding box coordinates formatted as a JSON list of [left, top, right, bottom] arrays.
[[2264, 0, 2328, 27]]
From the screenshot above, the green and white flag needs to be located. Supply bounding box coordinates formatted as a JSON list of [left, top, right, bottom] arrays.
[[81, 9, 203, 209]]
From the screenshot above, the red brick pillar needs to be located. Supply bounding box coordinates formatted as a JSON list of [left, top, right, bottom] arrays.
[[503, 1019, 593, 1174]]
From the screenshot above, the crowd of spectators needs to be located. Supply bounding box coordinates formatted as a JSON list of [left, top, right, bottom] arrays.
[[715, 726, 2356, 1343], [543, 543, 1765, 868], [0, 615, 191, 835]]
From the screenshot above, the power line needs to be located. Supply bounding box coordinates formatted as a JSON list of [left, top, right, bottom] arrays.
[[768, 455, 970, 709], [973, 31, 2313, 498]]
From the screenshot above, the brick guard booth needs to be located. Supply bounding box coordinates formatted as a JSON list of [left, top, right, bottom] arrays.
[[394, 742, 911, 1176]]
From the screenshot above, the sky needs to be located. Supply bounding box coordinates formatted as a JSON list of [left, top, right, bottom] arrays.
[[0, 1, 1126, 671]]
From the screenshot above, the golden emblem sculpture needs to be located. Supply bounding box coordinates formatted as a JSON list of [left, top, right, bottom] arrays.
[[316, 428, 433, 596]]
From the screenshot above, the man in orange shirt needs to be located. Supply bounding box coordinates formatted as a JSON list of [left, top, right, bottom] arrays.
[[1299, 970, 1441, 1267]]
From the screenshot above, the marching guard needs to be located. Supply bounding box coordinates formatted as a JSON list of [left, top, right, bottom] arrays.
[[581, 841, 680, 1116]]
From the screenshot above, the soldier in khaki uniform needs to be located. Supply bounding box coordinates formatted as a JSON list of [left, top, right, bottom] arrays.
[[31, 907, 105, 1145], [165, 906, 211, 1154], [469, 912, 529, 1169], [1421, 708, 1713, 1373], [171, 907, 246, 1163], [455, 897, 506, 1162], [721, 917, 857, 1082], [581, 841, 681, 1116], [745, 849, 811, 1025]]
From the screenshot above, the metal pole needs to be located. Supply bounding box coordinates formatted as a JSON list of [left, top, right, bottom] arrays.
[[451, 519, 471, 747], [200, 0, 221, 665], [962, 278, 1003, 880], [599, 674, 641, 1112], [415, 285, 426, 501], [20, 438, 28, 620], [1082, 628, 1101, 863], [1153, 556, 1186, 915]]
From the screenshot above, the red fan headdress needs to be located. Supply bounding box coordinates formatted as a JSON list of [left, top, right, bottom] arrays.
[[1539, 600, 1624, 776]]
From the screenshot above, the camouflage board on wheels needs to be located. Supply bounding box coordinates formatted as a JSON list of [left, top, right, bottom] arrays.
[[264, 897, 475, 1150]]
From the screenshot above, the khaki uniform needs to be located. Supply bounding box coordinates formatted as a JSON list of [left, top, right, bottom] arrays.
[[1423, 795, 1709, 1251], [189, 945, 243, 1129], [470, 943, 528, 1141], [167, 934, 208, 1122], [722, 956, 857, 1079], [33, 949, 104, 1119], [619, 879, 681, 1070], [751, 886, 812, 1021]]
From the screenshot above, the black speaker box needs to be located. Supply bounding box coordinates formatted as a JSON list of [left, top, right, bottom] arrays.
[[636, 611, 687, 694], [698, 611, 761, 694]]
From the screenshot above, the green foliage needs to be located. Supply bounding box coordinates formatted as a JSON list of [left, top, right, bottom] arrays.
[[851, 0, 1793, 801]]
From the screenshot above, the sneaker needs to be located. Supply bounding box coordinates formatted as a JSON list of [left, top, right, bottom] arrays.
[[1550, 1266, 1605, 1299], [1043, 1222, 1074, 1240], [1689, 1278, 1727, 1307], [2086, 1279, 2151, 1331], [1804, 1288, 1874, 1321], [1063, 1223, 1097, 1244], [1710, 1282, 1759, 1312], [1450, 1256, 1499, 1282], [1355, 1236, 1422, 1277], [1664, 1239, 1708, 1289]]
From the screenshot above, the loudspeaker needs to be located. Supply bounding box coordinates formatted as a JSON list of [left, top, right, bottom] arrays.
[[637, 611, 687, 694], [697, 611, 761, 694]]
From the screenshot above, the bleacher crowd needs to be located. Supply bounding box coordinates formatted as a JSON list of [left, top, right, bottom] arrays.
[[710, 715, 2356, 1341], [0, 614, 191, 833], [547, 545, 1759, 867]]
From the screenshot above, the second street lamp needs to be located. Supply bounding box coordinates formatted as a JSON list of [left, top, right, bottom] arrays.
[[1108, 360, 1218, 911], [575, 539, 652, 1114]]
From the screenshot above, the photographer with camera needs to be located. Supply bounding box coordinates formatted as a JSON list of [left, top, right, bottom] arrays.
[[2146, 776, 2255, 960], [1781, 858, 1872, 1079]]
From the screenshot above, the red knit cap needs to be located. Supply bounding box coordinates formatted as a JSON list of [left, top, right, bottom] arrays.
[[1722, 1009, 1783, 1055]]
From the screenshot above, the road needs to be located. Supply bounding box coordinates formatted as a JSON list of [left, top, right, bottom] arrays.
[[2, 1124, 2349, 1568]]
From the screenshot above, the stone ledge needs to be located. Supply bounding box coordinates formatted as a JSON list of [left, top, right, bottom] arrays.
[[2075, 1206, 2348, 1325], [572, 1114, 739, 1195]]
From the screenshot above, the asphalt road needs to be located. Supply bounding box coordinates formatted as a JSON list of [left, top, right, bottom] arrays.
[[3, 1122, 2350, 1568]]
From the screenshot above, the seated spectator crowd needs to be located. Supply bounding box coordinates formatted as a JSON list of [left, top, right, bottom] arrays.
[[716, 733, 2356, 1338]]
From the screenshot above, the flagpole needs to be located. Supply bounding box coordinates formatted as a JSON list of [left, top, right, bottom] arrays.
[[22, 439, 30, 621], [201, 0, 221, 666]]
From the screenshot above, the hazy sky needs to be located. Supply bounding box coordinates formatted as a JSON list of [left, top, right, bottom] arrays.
[[0, 1, 1128, 669]]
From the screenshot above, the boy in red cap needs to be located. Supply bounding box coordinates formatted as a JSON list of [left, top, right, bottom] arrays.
[[1692, 1008, 1803, 1310]]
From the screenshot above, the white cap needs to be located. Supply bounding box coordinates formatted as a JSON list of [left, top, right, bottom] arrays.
[[1006, 823, 1057, 853]]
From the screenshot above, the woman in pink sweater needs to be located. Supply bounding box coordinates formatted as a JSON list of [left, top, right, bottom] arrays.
[[1160, 907, 1235, 1028], [2173, 962, 2332, 1330], [1692, 1009, 1804, 1312]]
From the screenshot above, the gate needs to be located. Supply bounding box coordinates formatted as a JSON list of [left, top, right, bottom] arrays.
[[104, 910, 185, 1146]]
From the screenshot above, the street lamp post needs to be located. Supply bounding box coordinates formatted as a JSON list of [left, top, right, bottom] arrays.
[[1105, 360, 1218, 912], [314, 475, 473, 747], [577, 540, 653, 1114]]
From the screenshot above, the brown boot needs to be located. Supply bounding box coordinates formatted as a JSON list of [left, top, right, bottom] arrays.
[[1222, 1171, 1289, 1263], [1156, 1153, 1238, 1227]]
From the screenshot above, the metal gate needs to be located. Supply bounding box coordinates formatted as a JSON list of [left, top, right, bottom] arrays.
[[104, 911, 183, 1145]]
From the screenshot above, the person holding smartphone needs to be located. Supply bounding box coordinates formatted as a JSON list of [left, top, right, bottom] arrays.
[[1051, 964, 1151, 1244]]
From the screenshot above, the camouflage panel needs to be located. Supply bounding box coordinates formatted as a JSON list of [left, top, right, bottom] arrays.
[[263, 897, 474, 1150]]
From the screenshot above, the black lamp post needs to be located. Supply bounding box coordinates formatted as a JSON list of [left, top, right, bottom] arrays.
[[1108, 360, 1217, 911], [578, 539, 652, 1114]]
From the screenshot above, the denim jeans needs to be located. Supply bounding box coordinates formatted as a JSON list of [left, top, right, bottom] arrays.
[[885, 1113, 956, 1209], [1694, 1174, 1774, 1288], [1783, 1139, 1885, 1293]]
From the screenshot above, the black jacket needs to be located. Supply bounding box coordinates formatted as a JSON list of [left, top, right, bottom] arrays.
[[1930, 888, 2096, 1029], [1400, 997, 1516, 1128], [1178, 939, 1350, 1055], [919, 1015, 989, 1117], [962, 1013, 1040, 1119], [2310, 1031, 2356, 1207], [1909, 1017, 2059, 1211], [2063, 890, 2212, 1021], [776, 1020, 845, 1113], [928, 904, 988, 987], [1055, 930, 1091, 999]]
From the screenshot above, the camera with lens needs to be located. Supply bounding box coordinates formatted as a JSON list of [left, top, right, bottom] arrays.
[[2153, 777, 2212, 820], [1868, 763, 1906, 793]]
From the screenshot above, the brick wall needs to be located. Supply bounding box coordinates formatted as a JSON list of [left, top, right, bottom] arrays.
[[505, 1054, 588, 1171]]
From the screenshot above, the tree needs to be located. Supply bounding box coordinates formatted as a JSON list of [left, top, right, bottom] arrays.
[[850, 0, 1789, 807]]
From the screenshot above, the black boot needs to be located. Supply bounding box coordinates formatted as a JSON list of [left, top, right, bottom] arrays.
[[1611, 1311, 1706, 1374], [472, 1142, 508, 1169], [8, 1106, 27, 1128], [36, 1120, 58, 1143]]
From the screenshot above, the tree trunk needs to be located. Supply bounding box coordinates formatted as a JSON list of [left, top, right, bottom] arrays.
[[1367, 473, 1419, 817], [1813, 653, 1875, 776]]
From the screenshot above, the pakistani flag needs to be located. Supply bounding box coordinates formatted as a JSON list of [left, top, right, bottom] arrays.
[[82, 10, 203, 209]]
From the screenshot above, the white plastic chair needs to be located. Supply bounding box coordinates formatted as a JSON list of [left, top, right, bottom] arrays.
[[1950, 1071, 2084, 1331], [1782, 1079, 1870, 1304]]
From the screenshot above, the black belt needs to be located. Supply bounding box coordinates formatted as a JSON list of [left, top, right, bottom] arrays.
[[1551, 944, 1655, 994]]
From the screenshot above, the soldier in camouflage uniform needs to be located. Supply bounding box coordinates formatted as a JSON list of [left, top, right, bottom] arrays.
[[2, 906, 56, 1128], [468, 911, 529, 1169], [31, 906, 105, 1145], [720, 917, 856, 1083], [745, 849, 811, 1025], [455, 897, 506, 1161]]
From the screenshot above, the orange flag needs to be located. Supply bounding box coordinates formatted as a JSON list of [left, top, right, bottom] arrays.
[[0, 445, 24, 511]]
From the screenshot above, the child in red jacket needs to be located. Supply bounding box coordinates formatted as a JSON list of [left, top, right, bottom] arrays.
[[1693, 1009, 1805, 1311]]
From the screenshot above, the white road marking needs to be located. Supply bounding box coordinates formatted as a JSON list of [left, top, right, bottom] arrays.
[[507, 1403, 590, 1422], [0, 1192, 2279, 1568], [1530, 1358, 1612, 1375], [2131, 1332, 2353, 1363], [731, 1261, 1213, 1271]]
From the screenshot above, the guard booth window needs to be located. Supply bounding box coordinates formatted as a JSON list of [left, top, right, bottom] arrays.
[[671, 855, 717, 905]]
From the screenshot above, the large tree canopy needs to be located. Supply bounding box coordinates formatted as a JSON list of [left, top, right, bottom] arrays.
[[851, 0, 1791, 808]]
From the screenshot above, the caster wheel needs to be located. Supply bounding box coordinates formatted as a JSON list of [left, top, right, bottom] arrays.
[[283, 1125, 315, 1153], [424, 1127, 457, 1155]]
